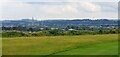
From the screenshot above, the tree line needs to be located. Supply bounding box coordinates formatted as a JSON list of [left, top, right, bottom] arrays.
[[2, 29, 119, 38]]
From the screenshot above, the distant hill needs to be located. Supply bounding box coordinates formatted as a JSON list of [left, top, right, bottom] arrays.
[[1, 19, 119, 31], [2, 19, 118, 27]]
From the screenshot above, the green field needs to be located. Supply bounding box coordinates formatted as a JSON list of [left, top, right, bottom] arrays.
[[2, 34, 118, 55]]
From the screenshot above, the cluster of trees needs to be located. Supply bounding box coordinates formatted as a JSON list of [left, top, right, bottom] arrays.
[[2, 29, 119, 37], [2, 26, 40, 32], [2, 25, 118, 32]]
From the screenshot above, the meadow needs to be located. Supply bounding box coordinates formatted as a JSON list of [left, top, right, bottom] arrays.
[[2, 34, 118, 55]]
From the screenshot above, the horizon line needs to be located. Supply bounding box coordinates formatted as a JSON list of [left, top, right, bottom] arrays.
[[0, 18, 118, 21]]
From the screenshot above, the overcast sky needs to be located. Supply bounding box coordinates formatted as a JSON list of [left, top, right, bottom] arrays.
[[0, 0, 119, 20]]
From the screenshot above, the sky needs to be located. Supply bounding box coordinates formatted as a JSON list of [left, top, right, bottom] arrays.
[[0, 0, 119, 20]]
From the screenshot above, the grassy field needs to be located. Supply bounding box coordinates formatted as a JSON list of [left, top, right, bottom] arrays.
[[2, 34, 118, 55]]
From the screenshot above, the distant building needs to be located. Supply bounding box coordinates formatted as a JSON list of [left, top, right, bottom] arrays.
[[51, 28, 58, 30], [40, 28, 44, 30], [68, 29, 75, 31]]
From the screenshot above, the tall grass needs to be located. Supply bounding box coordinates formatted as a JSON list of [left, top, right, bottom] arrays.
[[2, 34, 118, 55]]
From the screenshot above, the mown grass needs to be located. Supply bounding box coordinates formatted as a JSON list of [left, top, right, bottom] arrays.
[[2, 34, 118, 55]]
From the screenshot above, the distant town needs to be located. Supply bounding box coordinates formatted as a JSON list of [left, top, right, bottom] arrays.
[[1, 18, 119, 32]]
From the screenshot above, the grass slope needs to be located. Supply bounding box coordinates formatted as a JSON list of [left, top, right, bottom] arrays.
[[2, 34, 118, 55], [55, 40, 118, 55]]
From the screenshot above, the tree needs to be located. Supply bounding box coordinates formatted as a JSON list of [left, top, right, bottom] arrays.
[[98, 30, 103, 34]]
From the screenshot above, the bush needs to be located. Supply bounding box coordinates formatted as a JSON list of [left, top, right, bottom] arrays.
[[2, 31, 26, 37], [2, 29, 119, 38]]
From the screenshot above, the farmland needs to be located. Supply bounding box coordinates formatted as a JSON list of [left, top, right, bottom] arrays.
[[2, 34, 118, 55]]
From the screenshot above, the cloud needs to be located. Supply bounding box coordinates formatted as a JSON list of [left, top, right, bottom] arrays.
[[0, 0, 118, 20], [43, 2, 101, 15], [45, 3, 78, 14], [7, 0, 119, 2], [94, 2, 118, 12], [77, 2, 101, 12]]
